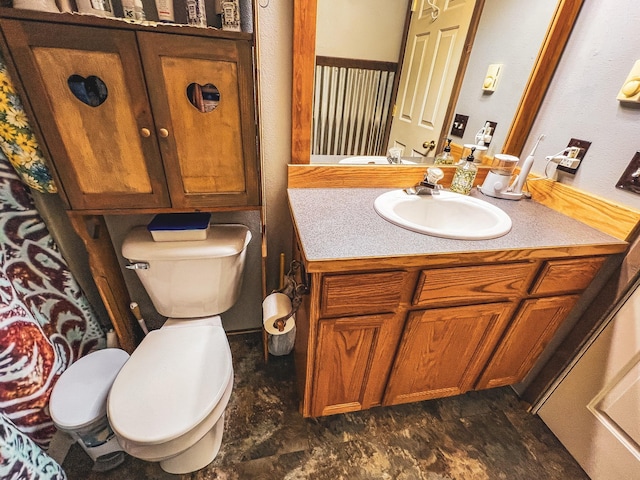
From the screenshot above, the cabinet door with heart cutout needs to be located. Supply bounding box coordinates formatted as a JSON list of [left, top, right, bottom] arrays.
[[138, 32, 259, 209], [0, 20, 170, 210]]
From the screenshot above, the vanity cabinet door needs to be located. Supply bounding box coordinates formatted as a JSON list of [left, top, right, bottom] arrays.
[[137, 32, 259, 208], [383, 302, 514, 406], [311, 312, 405, 417], [475, 294, 580, 390], [0, 20, 170, 210], [529, 256, 606, 296]]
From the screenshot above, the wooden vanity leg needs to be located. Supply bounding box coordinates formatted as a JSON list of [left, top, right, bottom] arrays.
[[68, 214, 137, 353]]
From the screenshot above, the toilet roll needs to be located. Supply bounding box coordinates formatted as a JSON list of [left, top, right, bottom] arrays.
[[262, 293, 295, 335]]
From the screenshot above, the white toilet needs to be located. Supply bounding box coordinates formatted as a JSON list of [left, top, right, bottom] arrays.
[[107, 223, 252, 474]]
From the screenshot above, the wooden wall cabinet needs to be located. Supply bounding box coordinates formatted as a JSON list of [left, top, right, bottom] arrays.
[[0, 18, 259, 211], [0, 9, 261, 352], [294, 238, 609, 417]]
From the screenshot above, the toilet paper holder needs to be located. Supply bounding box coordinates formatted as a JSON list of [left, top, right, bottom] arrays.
[[271, 260, 308, 332]]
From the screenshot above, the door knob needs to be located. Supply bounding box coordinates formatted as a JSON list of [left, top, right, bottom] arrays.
[[423, 140, 436, 151], [159, 128, 169, 138], [140, 128, 151, 138], [417, 140, 437, 157]]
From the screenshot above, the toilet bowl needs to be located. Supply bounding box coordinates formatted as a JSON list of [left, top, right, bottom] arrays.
[[107, 223, 251, 474], [107, 316, 233, 474]]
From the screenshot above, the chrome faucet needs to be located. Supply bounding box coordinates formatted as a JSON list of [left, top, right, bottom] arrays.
[[404, 167, 444, 195], [387, 147, 403, 164]]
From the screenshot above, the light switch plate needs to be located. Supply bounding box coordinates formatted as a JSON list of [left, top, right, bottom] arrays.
[[482, 64, 502, 92], [450, 113, 469, 137], [616, 152, 640, 195], [617, 60, 640, 103]]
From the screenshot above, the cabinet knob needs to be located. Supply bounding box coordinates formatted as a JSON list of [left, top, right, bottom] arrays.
[[159, 128, 169, 138], [140, 128, 151, 138]]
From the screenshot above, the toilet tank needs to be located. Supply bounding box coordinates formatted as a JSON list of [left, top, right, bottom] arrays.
[[122, 224, 251, 318]]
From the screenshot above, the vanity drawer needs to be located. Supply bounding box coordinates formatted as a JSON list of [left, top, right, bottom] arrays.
[[320, 271, 407, 317], [529, 256, 607, 295], [413, 263, 537, 307]]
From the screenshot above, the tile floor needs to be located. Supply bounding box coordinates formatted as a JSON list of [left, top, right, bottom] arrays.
[[61, 332, 588, 480]]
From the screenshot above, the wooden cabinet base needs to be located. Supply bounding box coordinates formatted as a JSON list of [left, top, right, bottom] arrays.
[[294, 231, 611, 417]]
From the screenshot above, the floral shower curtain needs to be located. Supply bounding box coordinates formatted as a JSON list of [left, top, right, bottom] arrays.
[[0, 153, 106, 444], [0, 49, 105, 477], [0, 414, 66, 479]]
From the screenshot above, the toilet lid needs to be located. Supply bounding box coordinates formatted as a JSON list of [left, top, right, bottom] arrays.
[[50, 349, 130, 429], [107, 325, 232, 444]]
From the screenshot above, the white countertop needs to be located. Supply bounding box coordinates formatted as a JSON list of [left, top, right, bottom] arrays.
[[288, 188, 626, 266]]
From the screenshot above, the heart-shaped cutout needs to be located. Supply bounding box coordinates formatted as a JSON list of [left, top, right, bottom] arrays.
[[67, 74, 108, 107], [187, 83, 220, 113]]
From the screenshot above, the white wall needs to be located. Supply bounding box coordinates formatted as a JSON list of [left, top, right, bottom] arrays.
[[256, 0, 293, 293], [316, 0, 407, 61], [523, 0, 640, 210], [454, 0, 558, 155]]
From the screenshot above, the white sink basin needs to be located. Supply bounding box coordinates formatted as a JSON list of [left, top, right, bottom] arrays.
[[374, 189, 512, 240]]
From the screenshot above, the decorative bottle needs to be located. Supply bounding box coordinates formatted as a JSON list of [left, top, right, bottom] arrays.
[[449, 147, 477, 195], [434, 138, 454, 165], [186, 0, 207, 27]]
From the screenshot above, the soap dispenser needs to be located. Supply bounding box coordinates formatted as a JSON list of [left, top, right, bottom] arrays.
[[434, 138, 454, 165], [450, 147, 477, 195]]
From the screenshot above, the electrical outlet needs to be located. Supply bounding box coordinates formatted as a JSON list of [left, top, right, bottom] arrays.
[[616, 151, 640, 195], [483, 121, 497, 146], [450, 114, 469, 137], [556, 138, 591, 174]]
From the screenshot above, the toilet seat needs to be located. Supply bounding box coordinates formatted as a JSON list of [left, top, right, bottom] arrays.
[[107, 321, 232, 448]]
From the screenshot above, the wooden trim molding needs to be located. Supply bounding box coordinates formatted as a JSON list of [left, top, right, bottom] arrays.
[[291, 0, 316, 164], [525, 177, 640, 242], [502, 0, 584, 156], [288, 164, 489, 189]]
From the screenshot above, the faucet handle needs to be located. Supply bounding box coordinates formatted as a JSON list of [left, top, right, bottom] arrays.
[[424, 167, 444, 187]]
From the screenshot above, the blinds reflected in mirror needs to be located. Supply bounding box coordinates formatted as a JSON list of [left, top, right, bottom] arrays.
[[313, 57, 395, 157]]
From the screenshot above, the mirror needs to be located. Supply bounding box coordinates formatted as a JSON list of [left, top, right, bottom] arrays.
[[291, 0, 584, 165]]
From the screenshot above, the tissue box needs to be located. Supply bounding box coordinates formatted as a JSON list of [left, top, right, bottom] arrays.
[[147, 213, 211, 242]]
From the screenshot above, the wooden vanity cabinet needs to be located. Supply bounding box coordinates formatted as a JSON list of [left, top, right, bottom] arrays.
[[383, 302, 515, 406], [311, 312, 406, 417], [383, 262, 536, 406], [475, 294, 580, 389], [304, 270, 410, 417], [475, 256, 607, 389], [0, 19, 259, 211], [295, 242, 609, 417]]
